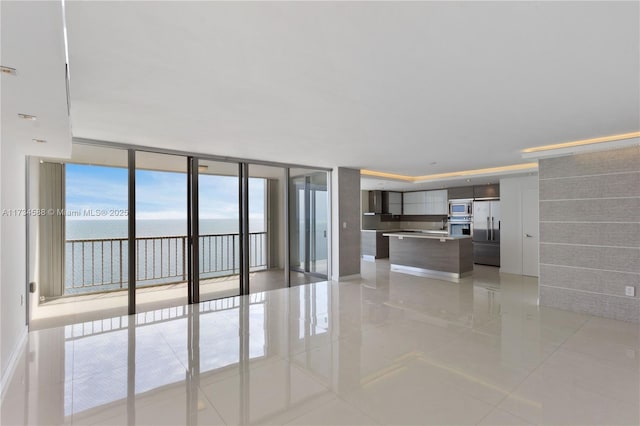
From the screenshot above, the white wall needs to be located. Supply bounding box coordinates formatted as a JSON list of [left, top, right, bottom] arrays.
[[0, 143, 28, 382], [1, 1, 72, 390], [500, 175, 539, 276]]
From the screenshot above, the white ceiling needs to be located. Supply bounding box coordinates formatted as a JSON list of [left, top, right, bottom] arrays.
[[1, 1, 71, 159], [64, 2, 639, 180]]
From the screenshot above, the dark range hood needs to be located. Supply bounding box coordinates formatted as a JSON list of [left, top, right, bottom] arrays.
[[364, 190, 389, 215]]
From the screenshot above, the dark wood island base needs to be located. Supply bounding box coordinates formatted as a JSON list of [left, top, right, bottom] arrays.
[[384, 233, 473, 282]]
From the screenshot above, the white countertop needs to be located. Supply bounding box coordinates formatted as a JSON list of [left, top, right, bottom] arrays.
[[382, 232, 471, 241]]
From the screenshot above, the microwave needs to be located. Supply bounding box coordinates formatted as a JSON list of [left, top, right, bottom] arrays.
[[449, 200, 472, 216]]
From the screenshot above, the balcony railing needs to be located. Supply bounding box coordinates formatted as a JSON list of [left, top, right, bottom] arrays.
[[65, 232, 267, 295]]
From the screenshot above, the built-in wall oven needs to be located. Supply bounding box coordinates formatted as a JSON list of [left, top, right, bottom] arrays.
[[449, 199, 473, 216], [448, 215, 472, 236]]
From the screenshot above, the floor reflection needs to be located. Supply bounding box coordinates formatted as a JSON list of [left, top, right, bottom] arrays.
[[3, 262, 639, 426]]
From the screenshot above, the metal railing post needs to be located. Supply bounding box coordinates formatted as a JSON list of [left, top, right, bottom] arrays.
[[182, 236, 186, 281], [119, 240, 123, 288]]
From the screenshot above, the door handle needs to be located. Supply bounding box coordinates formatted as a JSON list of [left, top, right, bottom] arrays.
[[323, 230, 327, 238], [525, 234, 533, 238]]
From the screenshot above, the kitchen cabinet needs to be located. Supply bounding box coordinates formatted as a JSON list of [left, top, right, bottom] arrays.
[[474, 184, 500, 199], [402, 190, 448, 215], [448, 186, 474, 199], [388, 191, 402, 215], [426, 190, 448, 214], [403, 191, 425, 204]]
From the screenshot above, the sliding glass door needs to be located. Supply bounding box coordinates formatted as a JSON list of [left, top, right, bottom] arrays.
[[248, 164, 287, 293], [29, 142, 331, 324], [196, 159, 241, 302], [289, 169, 329, 285], [135, 151, 189, 311]]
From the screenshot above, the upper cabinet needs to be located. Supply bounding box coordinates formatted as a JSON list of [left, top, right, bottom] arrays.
[[394, 184, 501, 216], [402, 190, 448, 215], [388, 191, 402, 215], [403, 191, 425, 204], [448, 186, 474, 199], [474, 184, 500, 199]]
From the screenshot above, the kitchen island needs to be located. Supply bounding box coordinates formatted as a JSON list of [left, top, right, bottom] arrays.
[[361, 229, 403, 260], [383, 232, 473, 281]]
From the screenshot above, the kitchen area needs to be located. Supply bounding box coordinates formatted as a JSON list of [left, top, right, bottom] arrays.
[[361, 184, 501, 281]]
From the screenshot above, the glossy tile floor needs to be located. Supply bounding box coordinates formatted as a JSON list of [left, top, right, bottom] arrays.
[[30, 269, 322, 330], [2, 260, 639, 425]]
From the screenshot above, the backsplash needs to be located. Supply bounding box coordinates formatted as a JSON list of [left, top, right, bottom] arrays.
[[401, 221, 446, 231], [362, 214, 447, 231]]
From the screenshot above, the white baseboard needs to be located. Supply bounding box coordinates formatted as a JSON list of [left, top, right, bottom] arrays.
[[0, 326, 28, 401]]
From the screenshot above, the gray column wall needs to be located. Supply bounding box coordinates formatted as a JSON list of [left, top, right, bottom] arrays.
[[337, 168, 361, 278], [538, 146, 640, 322]]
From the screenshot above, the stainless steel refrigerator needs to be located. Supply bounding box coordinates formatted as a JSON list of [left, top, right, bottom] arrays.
[[472, 200, 501, 266]]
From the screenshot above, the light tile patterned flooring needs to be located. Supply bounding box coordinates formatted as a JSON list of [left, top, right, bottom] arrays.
[[2, 260, 639, 425]]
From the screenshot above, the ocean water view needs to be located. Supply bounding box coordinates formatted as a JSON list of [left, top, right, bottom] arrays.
[[66, 218, 265, 240], [64, 218, 270, 293]]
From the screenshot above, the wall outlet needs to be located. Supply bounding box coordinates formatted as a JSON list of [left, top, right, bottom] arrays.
[[625, 286, 635, 297]]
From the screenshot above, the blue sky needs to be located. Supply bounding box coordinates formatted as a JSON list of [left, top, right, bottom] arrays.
[[66, 164, 265, 221]]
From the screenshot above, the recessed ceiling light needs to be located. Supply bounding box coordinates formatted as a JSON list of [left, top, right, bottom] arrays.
[[1, 66, 17, 76], [18, 113, 37, 121], [32, 139, 47, 143], [465, 179, 471, 183]]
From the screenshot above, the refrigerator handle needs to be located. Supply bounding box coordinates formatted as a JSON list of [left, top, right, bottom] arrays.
[[487, 216, 491, 240], [491, 217, 495, 240]]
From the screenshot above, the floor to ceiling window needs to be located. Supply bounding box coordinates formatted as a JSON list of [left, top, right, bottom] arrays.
[[134, 151, 189, 311], [30, 144, 130, 327], [29, 142, 331, 326], [248, 163, 288, 294], [196, 159, 242, 302]]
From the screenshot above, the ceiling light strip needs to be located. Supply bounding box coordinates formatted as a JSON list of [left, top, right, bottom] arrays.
[[412, 163, 538, 181], [361, 163, 538, 183], [360, 169, 414, 181], [522, 131, 640, 153]]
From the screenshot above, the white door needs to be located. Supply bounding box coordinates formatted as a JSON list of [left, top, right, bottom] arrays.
[[522, 187, 539, 276]]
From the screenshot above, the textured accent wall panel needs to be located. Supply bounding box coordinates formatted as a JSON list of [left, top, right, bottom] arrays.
[[539, 172, 640, 200], [540, 265, 638, 296], [539, 146, 640, 323], [540, 198, 640, 222], [540, 286, 639, 322], [540, 222, 640, 247], [539, 146, 640, 179], [540, 244, 640, 273]]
